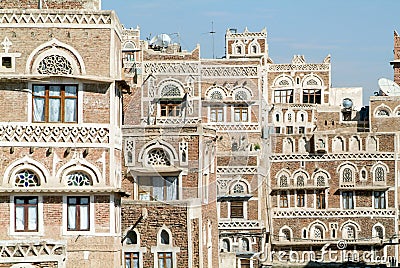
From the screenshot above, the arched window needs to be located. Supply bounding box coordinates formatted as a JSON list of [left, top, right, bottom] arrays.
[[374, 166, 385, 182], [313, 226, 323, 239], [281, 229, 291, 241], [296, 176, 305, 187], [236, 45, 242, 54], [222, 239, 230, 252], [233, 184, 245, 194], [342, 168, 353, 183], [316, 176, 325, 187], [241, 238, 250, 251], [160, 230, 170, 245], [234, 90, 248, 101], [210, 91, 223, 100], [67, 172, 92, 186], [251, 45, 257, 53], [279, 175, 288, 187], [15, 170, 40, 187], [343, 224, 357, 240], [373, 226, 384, 239], [147, 148, 171, 166], [37, 55, 73, 75], [125, 230, 138, 245]]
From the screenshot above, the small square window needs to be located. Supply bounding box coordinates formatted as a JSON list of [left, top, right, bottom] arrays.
[[299, 127, 305, 134], [286, 126, 293, 134], [2, 57, 12, 68], [275, 127, 281, 134]]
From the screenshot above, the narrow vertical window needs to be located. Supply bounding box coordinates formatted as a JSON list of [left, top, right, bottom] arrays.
[[67, 196, 90, 231], [15, 196, 38, 232]]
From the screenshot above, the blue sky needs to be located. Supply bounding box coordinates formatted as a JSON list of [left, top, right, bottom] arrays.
[[103, 0, 400, 104]]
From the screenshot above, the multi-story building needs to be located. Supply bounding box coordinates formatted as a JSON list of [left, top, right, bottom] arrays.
[[266, 54, 398, 266], [0, 1, 125, 267], [1, 1, 400, 268]]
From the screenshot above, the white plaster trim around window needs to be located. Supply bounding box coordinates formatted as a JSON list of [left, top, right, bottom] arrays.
[[9, 195, 44, 236], [62, 195, 95, 236]]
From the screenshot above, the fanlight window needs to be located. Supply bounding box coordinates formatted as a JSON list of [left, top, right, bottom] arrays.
[[279, 175, 288, 187], [316, 176, 325, 186], [313, 226, 323, 239], [161, 84, 180, 97], [210, 91, 223, 100], [297, 176, 305, 187], [306, 79, 318, 86], [278, 79, 290, 86], [377, 109, 390, 116], [374, 167, 385, 182], [342, 168, 353, 183], [147, 149, 171, 166], [233, 184, 245, 194], [67, 172, 92, 186], [15, 170, 40, 187], [37, 55, 73, 75], [234, 90, 248, 101]]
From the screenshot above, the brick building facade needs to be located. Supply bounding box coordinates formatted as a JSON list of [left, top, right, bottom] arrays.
[[0, 0, 124, 267], [1, 1, 400, 268]]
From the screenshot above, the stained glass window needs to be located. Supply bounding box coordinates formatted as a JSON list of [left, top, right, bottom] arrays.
[[67, 172, 92, 186], [15, 170, 39, 187]]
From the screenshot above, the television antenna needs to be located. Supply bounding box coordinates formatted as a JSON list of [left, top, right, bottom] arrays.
[[209, 21, 216, 58], [378, 77, 400, 96]]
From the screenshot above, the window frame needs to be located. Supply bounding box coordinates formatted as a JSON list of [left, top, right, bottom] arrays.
[[209, 106, 224, 122], [14, 196, 38, 232], [233, 105, 249, 122], [296, 190, 305, 207], [316, 190, 326, 209], [230, 201, 244, 218], [125, 252, 140, 268], [273, 89, 294, 103], [342, 191, 355, 209], [279, 191, 289, 208], [67, 196, 90, 231], [373, 191, 386, 209], [159, 100, 182, 117], [32, 84, 78, 123], [137, 176, 179, 201], [302, 89, 321, 104]]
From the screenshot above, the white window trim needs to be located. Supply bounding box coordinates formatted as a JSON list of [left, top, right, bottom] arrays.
[[123, 229, 147, 268], [10, 195, 44, 236], [208, 105, 226, 123], [62, 195, 95, 235], [227, 200, 248, 220], [231, 105, 251, 123]]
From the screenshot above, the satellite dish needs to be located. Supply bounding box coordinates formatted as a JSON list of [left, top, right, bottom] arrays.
[[378, 78, 400, 96], [149, 34, 172, 48], [342, 98, 353, 109]]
